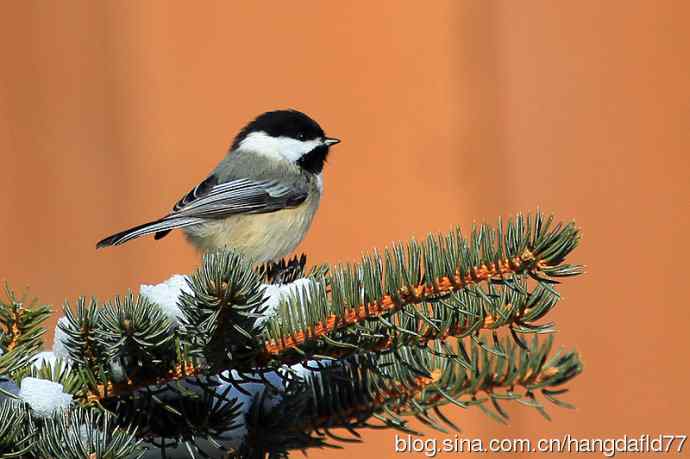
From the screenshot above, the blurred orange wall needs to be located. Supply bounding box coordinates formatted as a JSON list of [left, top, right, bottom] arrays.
[[0, 1, 688, 457]]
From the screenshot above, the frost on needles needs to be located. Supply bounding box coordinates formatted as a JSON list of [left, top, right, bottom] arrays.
[[0, 210, 584, 458]]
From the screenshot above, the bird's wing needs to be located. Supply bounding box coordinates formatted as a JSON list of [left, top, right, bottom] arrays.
[[96, 173, 309, 248], [169, 174, 308, 219], [172, 174, 218, 212]]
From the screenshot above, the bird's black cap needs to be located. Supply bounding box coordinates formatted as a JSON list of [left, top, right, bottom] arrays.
[[231, 109, 325, 150]]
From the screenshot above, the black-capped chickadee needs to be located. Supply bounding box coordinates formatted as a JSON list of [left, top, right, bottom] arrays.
[[97, 110, 340, 263]]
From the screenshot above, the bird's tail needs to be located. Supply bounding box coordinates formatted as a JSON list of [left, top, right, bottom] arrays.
[[96, 216, 202, 248]]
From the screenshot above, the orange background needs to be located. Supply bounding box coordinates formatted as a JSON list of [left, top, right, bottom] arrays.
[[1, 1, 689, 457]]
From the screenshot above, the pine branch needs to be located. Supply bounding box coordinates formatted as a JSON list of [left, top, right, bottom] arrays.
[[236, 336, 582, 456], [260, 211, 581, 362], [0, 286, 51, 401], [99, 294, 177, 381], [177, 250, 269, 373], [33, 406, 145, 459], [4, 210, 586, 458], [77, 211, 581, 401], [264, 279, 561, 368], [0, 399, 34, 455], [60, 297, 104, 371], [0, 285, 50, 360], [55, 212, 580, 401]]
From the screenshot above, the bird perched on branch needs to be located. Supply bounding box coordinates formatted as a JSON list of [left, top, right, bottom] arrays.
[[97, 109, 340, 263]]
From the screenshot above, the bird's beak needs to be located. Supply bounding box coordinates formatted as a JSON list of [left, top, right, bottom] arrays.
[[324, 137, 341, 146]]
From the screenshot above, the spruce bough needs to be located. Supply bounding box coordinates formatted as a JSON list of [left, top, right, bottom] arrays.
[[0, 210, 584, 458]]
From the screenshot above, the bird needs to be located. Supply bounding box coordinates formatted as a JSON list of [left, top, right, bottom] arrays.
[[96, 109, 340, 263]]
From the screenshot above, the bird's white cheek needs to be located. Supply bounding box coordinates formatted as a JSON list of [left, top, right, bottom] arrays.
[[238, 132, 283, 160], [238, 132, 321, 163], [281, 138, 321, 162]]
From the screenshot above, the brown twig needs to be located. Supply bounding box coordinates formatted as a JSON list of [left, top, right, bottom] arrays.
[[263, 249, 542, 355], [5, 306, 24, 351]]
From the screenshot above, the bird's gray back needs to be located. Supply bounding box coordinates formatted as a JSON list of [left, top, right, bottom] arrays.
[[213, 150, 312, 191]]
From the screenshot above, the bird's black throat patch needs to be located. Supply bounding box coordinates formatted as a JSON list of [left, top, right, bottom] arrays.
[[297, 144, 330, 175]]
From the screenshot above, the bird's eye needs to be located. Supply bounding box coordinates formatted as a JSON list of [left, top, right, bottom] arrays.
[[297, 132, 306, 141]]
